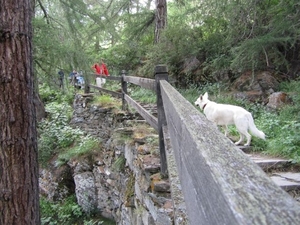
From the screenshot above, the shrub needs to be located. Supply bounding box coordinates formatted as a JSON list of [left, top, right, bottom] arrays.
[[40, 195, 84, 225], [92, 94, 122, 108], [39, 83, 74, 105], [38, 102, 95, 166], [40, 195, 115, 225]]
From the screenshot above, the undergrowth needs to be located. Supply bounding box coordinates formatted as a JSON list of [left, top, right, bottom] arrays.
[[40, 195, 115, 225], [38, 93, 101, 167], [129, 84, 156, 104], [92, 94, 121, 108], [38, 85, 114, 224]]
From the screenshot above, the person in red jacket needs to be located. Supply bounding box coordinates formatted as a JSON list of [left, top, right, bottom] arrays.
[[91, 59, 109, 76], [99, 59, 109, 76], [92, 59, 109, 87], [91, 63, 101, 75]]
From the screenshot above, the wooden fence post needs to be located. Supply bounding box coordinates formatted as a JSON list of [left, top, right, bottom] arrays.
[[84, 71, 90, 94], [121, 70, 128, 110], [155, 65, 169, 177]]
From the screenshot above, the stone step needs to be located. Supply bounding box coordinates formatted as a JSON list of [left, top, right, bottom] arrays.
[[270, 172, 300, 191], [244, 152, 300, 197], [246, 153, 291, 171]]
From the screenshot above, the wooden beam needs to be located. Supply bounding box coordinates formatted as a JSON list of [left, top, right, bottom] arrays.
[[124, 76, 156, 91], [89, 84, 122, 98]]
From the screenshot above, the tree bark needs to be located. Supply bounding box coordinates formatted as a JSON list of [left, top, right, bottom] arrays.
[[0, 0, 40, 224], [155, 0, 167, 43]]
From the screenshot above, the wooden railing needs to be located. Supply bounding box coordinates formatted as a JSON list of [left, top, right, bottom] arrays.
[[85, 66, 168, 176], [84, 66, 300, 225]]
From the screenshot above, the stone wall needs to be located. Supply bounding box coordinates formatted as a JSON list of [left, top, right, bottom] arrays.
[[39, 93, 186, 224]]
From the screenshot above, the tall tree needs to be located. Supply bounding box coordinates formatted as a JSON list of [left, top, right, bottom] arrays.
[[155, 0, 167, 43], [0, 0, 40, 224]]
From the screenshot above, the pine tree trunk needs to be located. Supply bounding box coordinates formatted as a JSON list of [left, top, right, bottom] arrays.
[[155, 0, 167, 43], [0, 0, 40, 224]]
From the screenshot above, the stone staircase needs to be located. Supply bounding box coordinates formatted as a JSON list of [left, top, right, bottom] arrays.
[[240, 147, 300, 201]]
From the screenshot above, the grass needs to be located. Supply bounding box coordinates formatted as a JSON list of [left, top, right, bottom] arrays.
[[40, 195, 116, 225], [91, 94, 122, 108], [56, 136, 100, 166], [129, 85, 156, 104], [112, 155, 126, 172]]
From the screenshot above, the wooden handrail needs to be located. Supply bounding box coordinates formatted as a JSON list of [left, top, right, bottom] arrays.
[[159, 79, 300, 225]]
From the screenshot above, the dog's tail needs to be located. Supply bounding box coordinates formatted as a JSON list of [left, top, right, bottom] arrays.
[[248, 114, 266, 140]]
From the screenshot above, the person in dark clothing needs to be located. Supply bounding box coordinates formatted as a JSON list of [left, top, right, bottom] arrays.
[[58, 69, 64, 88]]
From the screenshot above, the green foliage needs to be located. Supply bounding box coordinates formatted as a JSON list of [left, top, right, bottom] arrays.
[[256, 86, 299, 161], [129, 85, 156, 104], [40, 195, 115, 225], [39, 83, 74, 105], [92, 94, 116, 107], [112, 155, 126, 172], [38, 102, 75, 165], [34, 0, 300, 87], [178, 85, 201, 105], [57, 137, 99, 166], [38, 101, 100, 167], [40, 195, 84, 225], [91, 92, 123, 110], [262, 80, 300, 162]]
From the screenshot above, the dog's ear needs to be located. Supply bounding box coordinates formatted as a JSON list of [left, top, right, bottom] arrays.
[[203, 92, 208, 99]]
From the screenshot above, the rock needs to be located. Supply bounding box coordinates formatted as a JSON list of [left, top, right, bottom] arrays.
[[233, 90, 264, 103], [153, 180, 171, 193], [231, 71, 279, 102], [267, 92, 291, 110], [74, 172, 97, 213], [137, 145, 151, 155], [39, 164, 75, 201], [140, 154, 161, 173]]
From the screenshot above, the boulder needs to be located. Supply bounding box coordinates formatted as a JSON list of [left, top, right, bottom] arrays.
[[267, 92, 291, 110], [231, 71, 279, 103]]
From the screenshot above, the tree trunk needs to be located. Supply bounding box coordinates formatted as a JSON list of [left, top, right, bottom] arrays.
[[155, 0, 167, 43], [0, 0, 40, 224]]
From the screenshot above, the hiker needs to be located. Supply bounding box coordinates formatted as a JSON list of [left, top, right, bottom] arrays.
[[58, 69, 64, 88], [91, 59, 110, 76], [74, 70, 85, 89], [91, 59, 109, 88], [99, 59, 109, 76], [69, 70, 77, 85]]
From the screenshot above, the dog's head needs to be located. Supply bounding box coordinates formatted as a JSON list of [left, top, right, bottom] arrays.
[[194, 92, 209, 110]]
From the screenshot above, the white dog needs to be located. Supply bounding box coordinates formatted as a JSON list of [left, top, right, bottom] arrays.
[[194, 92, 265, 146]]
